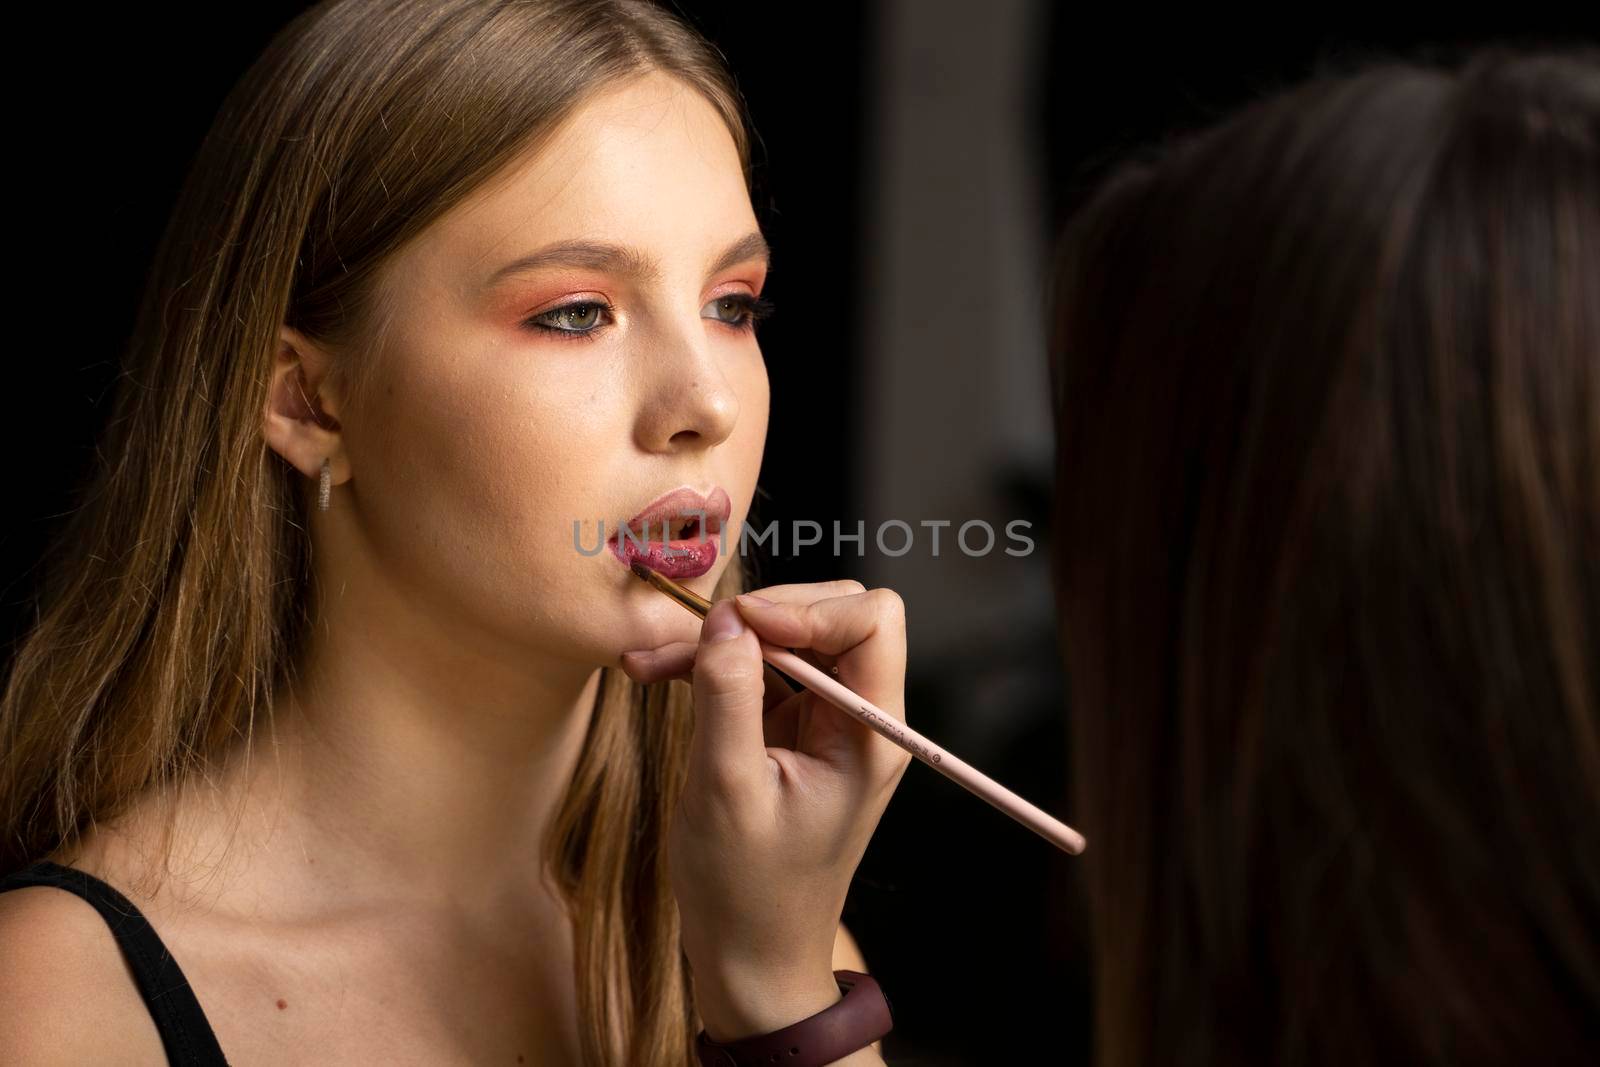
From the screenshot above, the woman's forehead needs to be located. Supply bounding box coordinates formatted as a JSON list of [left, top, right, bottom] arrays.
[[401, 96, 758, 298]]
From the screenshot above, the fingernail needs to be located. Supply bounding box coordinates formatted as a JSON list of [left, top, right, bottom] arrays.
[[620, 649, 652, 660], [704, 601, 746, 642], [736, 593, 776, 607]]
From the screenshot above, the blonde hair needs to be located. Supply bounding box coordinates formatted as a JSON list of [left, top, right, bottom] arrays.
[[0, 2, 755, 1063]]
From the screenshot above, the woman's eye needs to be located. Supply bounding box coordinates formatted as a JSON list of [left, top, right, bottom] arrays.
[[522, 300, 611, 341], [521, 294, 774, 342], [703, 293, 776, 333]]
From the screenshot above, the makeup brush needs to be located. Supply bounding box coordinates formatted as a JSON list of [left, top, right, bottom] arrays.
[[629, 561, 1087, 855]]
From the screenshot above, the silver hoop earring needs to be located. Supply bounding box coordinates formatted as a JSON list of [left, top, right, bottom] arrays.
[[318, 457, 332, 511]]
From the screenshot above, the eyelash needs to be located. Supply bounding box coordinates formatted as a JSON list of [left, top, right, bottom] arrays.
[[521, 294, 775, 342]]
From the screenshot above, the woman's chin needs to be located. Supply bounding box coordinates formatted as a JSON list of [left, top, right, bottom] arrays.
[[569, 551, 729, 662], [609, 595, 702, 653]]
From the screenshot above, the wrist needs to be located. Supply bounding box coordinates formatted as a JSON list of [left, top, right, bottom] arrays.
[[694, 969, 893, 1067], [693, 964, 844, 1041]]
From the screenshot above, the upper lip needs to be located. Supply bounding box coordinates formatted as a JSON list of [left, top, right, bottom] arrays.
[[611, 485, 732, 542]]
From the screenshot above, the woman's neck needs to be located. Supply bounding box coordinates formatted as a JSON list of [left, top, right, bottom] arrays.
[[72, 569, 606, 929], [245, 638, 603, 918]]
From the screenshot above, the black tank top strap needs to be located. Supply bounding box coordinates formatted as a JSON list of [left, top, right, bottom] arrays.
[[0, 858, 229, 1065]]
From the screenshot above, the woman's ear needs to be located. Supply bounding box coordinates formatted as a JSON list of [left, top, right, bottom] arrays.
[[262, 324, 351, 485]]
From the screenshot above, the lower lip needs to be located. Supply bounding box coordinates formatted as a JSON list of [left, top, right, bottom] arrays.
[[609, 529, 720, 579]]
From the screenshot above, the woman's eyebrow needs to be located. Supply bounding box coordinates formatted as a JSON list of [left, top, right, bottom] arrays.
[[482, 231, 770, 290]]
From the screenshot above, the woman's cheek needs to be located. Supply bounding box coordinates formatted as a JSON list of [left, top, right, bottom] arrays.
[[738, 360, 771, 460]]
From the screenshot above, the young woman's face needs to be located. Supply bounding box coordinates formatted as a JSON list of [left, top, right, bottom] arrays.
[[341, 72, 770, 665]]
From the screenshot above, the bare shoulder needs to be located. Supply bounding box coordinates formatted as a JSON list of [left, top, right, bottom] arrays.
[[0, 884, 168, 1065]]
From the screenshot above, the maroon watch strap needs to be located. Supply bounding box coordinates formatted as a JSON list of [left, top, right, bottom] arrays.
[[694, 969, 893, 1067]]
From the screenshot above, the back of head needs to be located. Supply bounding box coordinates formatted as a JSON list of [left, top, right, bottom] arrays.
[[1047, 46, 1599, 1065]]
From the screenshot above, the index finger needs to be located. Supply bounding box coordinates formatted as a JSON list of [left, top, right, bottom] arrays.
[[735, 580, 868, 674], [733, 588, 907, 721]]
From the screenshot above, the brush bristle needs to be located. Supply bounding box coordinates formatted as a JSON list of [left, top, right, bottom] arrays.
[[629, 560, 654, 581]]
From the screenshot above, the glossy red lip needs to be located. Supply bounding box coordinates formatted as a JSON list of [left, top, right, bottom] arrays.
[[612, 486, 732, 542], [608, 486, 732, 579]]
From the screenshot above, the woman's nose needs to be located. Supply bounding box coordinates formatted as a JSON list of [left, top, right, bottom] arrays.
[[632, 327, 741, 453]]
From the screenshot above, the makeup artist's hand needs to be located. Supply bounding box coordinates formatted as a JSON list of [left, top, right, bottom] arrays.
[[620, 581, 910, 1043]]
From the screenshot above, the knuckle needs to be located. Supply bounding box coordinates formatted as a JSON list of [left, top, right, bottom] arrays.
[[870, 587, 906, 628], [796, 599, 828, 633], [702, 764, 748, 806], [700, 658, 763, 692], [687, 756, 752, 812], [679, 779, 729, 830]]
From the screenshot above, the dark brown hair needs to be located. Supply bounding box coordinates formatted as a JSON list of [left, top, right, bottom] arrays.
[[1047, 46, 1599, 1065], [0, 2, 751, 1063]]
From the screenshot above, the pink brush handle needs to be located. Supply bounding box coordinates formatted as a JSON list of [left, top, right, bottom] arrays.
[[756, 640, 1087, 855]]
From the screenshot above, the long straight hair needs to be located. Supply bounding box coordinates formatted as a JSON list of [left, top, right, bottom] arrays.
[[1047, 46, 1599, 1065], [0, 2, 752, 1063]]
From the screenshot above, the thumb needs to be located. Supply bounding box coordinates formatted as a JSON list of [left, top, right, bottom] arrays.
[[689, 598, 770, 790]]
